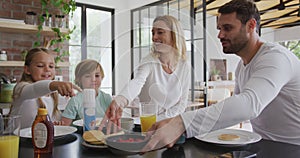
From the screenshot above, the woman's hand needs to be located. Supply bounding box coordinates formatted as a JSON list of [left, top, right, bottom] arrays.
[[50, 81, 82, 97], [142, 115, 186, 152], [98, 100, 123, 134]]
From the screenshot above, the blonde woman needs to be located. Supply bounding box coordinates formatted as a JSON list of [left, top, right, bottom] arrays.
[[100, 15, 191, 131], [61, 59, 112, 126], [9, 48, 81, 129]]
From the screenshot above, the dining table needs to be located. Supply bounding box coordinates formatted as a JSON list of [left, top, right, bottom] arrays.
[[19, 126, 300, 158]]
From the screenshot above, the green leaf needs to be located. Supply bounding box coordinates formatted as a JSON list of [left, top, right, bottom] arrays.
[[39, 15, 45, 23], [41, 0, 48, 9], [52, 0, 63, 8], [54, 48, 60, 52], [34, 41, 41, 47], [36, 31, 41, 39], [51, 27, 60, 33], [50, 39, 58, 46]]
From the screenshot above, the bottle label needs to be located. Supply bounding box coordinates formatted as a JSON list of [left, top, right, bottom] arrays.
[[33, 123, 48, 148], [83, 107, 96, 131]]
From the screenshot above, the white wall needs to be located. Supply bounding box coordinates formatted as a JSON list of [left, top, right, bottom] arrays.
[[274, 26, 300, 42], [205, 15, 240, 78]]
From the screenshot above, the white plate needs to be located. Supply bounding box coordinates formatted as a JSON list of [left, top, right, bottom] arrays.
[[20, 126, 77, 138], [195, 129, 261, 146], [82, 141, 107, 149], [72, 118, 103, 127]]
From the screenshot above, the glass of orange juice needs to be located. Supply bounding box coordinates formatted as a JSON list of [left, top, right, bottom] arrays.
[[0, 115, 21, 158], [139, 102, 157, 133]]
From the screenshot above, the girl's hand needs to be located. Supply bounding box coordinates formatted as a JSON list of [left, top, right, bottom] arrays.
[[50, 81, 82, 97]]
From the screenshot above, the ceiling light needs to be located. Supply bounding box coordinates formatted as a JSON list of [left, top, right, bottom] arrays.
[[278, 0, 285, 10]]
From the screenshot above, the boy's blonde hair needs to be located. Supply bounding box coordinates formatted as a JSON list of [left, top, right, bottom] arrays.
[[74, 59, 104, 88]]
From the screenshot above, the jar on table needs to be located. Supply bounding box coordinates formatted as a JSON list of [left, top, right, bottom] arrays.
[[42, 14, 52, 27], [54, 15, 65, 28], [0, 83, 16, 103], [25, 11, 37, 25], [0, 50, 7, 61]]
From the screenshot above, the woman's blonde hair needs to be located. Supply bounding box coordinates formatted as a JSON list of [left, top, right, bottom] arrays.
[[74, 59, 104, 88], [151, 15, 187, 61]]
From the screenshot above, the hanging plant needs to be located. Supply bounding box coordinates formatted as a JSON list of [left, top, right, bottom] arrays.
[[34, 0, 76, 63]]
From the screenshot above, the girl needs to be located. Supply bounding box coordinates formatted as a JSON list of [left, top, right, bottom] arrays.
[[9, 48, 81, 129], [61, 59, 112, 126]]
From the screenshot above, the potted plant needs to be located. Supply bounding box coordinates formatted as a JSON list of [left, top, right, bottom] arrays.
[[34, 0, 76, 64], [210, 68, 222, 81]]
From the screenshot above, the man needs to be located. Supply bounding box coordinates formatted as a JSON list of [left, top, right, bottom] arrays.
[[143, 0, 300, 151]]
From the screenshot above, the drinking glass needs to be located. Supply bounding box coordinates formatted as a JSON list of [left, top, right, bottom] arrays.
[[0, 115, 21, 158], [139, 102, 157, 133]]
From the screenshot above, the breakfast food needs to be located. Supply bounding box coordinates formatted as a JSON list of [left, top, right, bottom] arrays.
[[83, 130, 106, 144], [116, 137, 144, 143], [218, 134, 240, 141], [82, 130, 125, 145]]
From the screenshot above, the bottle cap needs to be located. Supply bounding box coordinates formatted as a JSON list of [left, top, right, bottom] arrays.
[[83, 89, 95, 107], [38, 108, 48, 115]]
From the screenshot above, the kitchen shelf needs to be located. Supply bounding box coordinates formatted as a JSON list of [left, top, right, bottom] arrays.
[[0, 21, 69, 35], [0, 61, 70, 67]]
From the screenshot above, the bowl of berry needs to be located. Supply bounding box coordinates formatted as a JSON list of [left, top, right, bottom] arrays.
[[105, 133, 149, 155]]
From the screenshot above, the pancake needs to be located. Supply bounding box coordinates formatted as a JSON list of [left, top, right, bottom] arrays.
[[218, 134, 240, 141], [83, 130, 106, 143], [82, 130, 125, 145]]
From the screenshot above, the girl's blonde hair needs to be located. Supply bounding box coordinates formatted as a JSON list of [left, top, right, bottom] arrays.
[[12, 47, 59, 118], [151, 15, 187, 61], [74, 59, 104, 89], [20, 47, 55, 82]]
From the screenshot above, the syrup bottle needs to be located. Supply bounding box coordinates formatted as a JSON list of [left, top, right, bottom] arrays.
[[32, 108, 54, 154]]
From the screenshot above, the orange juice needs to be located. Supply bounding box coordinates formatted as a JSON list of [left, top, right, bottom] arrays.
[[0, 135, 20, 158], [140, 114, 156, 132]]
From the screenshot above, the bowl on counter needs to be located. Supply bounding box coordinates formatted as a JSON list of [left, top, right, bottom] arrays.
[[105, 133, 149, 155], [120, 117, 134, 132]]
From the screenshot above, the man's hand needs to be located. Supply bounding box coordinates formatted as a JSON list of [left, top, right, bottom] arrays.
[[142, 115, 186, 152]]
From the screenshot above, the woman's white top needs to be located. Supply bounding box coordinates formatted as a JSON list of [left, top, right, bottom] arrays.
[[181, 42, 300, 145], [117, 54, 191, 119], [10, 80, 68, 129]]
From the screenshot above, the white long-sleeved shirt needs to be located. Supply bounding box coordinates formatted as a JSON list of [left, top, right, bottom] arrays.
[[117, 54, 191, 119], [10, 80, 69, 129], [181, 42, 300, 145]]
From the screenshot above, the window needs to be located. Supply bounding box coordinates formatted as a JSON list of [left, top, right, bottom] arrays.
[[131, 0, 207, 104], [278, 40, 300, 59], [69, 3, 115, 95]]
